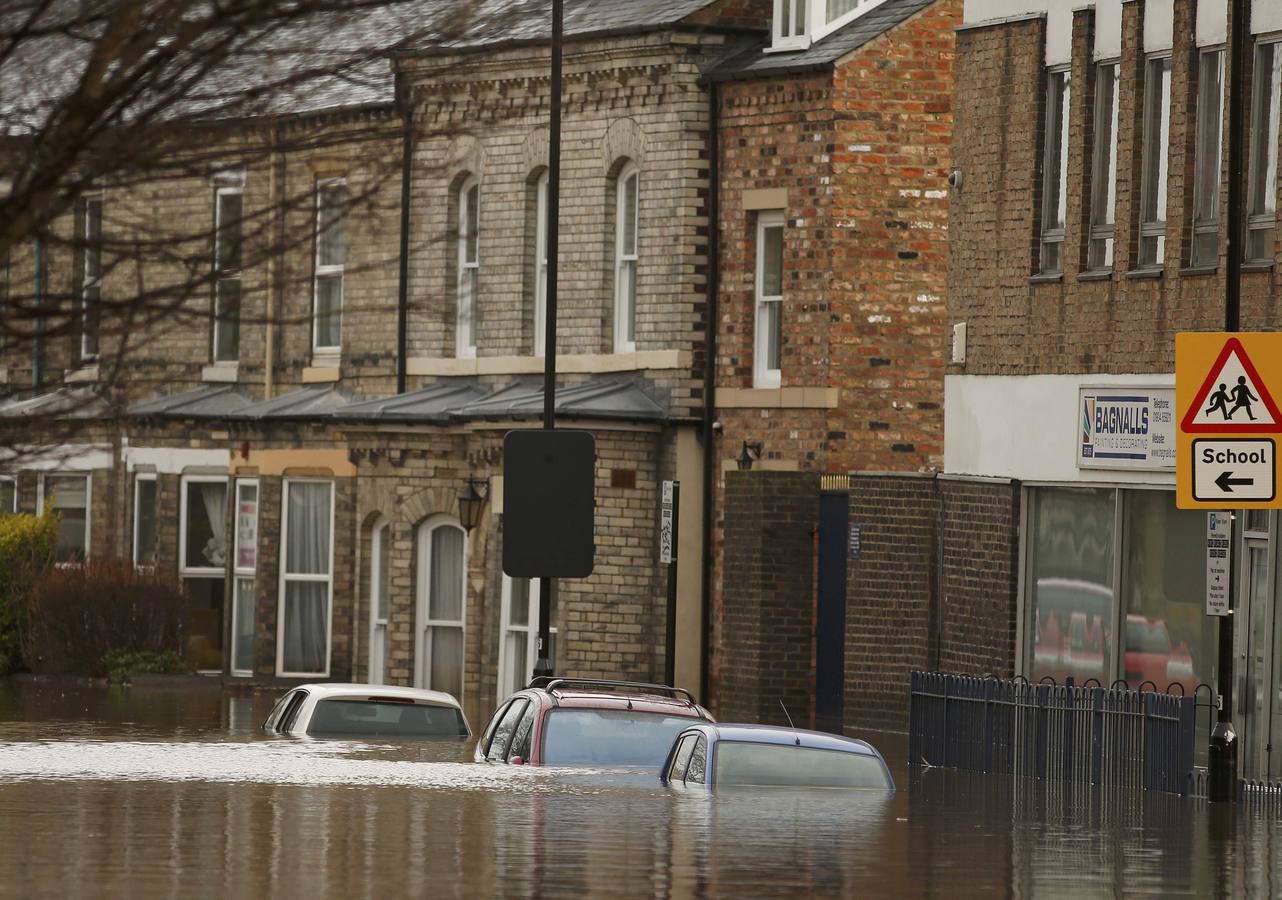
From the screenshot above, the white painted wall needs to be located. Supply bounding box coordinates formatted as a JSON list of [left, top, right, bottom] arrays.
[[1256, 2, 1282, 36], [1095, 0, 1122, 59], [124, 446, 231, 474], [1198, 0, 1226, 46], [945, 374, 1176, 485], [1144, 0, 1174, 51], [0, 444, 113, 472]]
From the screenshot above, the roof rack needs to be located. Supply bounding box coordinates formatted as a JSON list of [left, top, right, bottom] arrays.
[[529, 677, 699, 707]]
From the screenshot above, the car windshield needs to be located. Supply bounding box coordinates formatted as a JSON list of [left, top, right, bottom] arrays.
[[541, 709, 696, 768], [713, 742, 891, 789], [307, 699, 467, 738]]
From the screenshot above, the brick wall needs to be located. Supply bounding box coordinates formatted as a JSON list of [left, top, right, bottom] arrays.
[[718, 470, 817, 726]]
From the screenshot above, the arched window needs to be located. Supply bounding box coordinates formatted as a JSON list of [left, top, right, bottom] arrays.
[[368, 518, 391, 685], [457, 176, 480, 358], [416, 517, 466, 698], [613, 162, 639, 353], [534, 170, 549, 357]]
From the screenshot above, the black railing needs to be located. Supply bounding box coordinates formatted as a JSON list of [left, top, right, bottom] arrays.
[[909, 672, 1200, 796]]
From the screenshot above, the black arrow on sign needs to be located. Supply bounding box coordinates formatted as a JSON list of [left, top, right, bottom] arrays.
[[1215, 471, 1255, 492]]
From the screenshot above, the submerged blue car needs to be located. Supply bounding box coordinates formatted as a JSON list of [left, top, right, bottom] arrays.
[[659, 723, 895, 791]]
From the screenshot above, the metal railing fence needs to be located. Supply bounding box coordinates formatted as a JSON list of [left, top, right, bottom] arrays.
[[909, 672, 1199, 796]]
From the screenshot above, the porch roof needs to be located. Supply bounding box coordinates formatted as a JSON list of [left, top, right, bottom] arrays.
[[332, 381, 489, 424], [127, 385, 255, 420], [0, 386, 112, 419]]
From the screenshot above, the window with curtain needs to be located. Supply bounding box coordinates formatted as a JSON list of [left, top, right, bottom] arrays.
[[534, 171, 549, 357], [313, 180, 345, 354], [1248, 40, 1282, 263], [213, 185, 243, 363], [422, 521, 465, 698], [182, 477, 228, 672], [457, 177, 480, 358], [1039, 68, 1070, 273], [43, 474, 89, 563], [1087, 62, 1119, 271], [133, 475, 157, 565], [613, 163, 639, 353], [1191, 49, 1225, 268], [232, 480, 258, 676], [754, 211, 784, 388], [369, 520, 391, 685], [281, 481, 333, 676], [1138, 56, 1172, 269]]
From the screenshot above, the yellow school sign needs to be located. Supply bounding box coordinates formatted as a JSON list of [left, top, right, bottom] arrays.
[[1176, 332, 1282, 509]]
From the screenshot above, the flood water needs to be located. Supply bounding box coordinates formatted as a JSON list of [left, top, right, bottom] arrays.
[[0, 682, 1280, 897]]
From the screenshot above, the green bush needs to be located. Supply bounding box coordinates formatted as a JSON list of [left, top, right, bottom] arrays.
[[0, 511, 57, 675], [103, 649, 193, 684], [22, 560, 188, 677]]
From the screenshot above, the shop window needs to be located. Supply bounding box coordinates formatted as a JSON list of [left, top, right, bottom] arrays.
[[613, 162, 639, 353], [213, 182, 243, 363], [457, 176, 480, 358], [1039, 68, 1071, 274], [181, 476, 228, 671], [132, 474, 157, 566], [418, 518, 466, 698], [1191, 49, 1225, 268], [754, 211, 784, 388], [1248, 40, 1282, 263], [1138, 56, 1172, 269], [279, 480, 334, 676], [500, 575, 557, 698], [232, 479, 259, 676], [313, 179, 345, 356], [41, 474, 89, 563], [1087, 62, 1120, 271]]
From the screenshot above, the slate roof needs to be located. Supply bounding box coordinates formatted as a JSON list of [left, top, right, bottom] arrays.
[[128, 385, 255, 420], [0, 386, 111, 419], [709, 0, 937, 80], [235, 384, 358, 420], [333, 381, 488, 423], [452, 378, 668, 422]]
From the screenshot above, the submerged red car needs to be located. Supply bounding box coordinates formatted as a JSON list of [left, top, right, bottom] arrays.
[[474, 678, 713, 768]]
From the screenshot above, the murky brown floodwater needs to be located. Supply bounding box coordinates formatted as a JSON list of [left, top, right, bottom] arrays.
[[0, 682, 1280, 898]]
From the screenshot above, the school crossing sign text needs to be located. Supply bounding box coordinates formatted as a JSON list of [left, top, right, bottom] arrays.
[[1176, 333, 1282, 509]]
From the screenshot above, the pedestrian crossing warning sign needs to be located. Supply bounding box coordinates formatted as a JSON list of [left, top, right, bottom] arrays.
[[1180, 336, 1282, 433]]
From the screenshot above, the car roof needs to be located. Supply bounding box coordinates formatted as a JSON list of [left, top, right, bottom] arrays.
[[692, 724, 883, 756], [293, 683, 464, 708]]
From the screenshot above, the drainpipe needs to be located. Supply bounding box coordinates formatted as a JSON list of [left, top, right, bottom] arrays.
[[395, 71, 413, 395], [699, 80, 720, 707]]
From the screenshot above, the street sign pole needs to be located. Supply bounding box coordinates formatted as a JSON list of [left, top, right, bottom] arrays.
[[533, 0, 563, 680], [1209, 0, 1247, 803], [662, 481, 679, 685]]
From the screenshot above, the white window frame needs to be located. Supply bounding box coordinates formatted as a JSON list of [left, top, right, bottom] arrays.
[[1039, 66, 1071, 274], [754, 211, 784, 389], [213, 184, 243, 364], [79, 197, 102, 363], [178, 474, 229, 578], [497, 575, 558, 699], [613, 162, 639, 354], [457, 176, 480, 359], [368, 517, 391, 686], [1191, 48, 1226, 269], [38, 472, 91, 563], [312, 178, 345, 357], [769, 0, 894, 52], [0, 476, 16, 514], [1247, 37, 1282, 263], [1087, 61, 1120, 271], [231, 478, 259, 678], [276, 479, 336, 678], [534, 170, 549, 357], [132, 473, 158, 566], [416, 515, 467, 697], [1138, 54, 1172, 270]]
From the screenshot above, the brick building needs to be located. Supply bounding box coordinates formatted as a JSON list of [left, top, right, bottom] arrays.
[[704, 0, 961, 731], [0, 0, 772, 726], [946, 0, 1282, 775]]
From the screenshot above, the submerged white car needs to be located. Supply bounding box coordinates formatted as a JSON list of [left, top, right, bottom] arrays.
[[263, 683, 471, 740]]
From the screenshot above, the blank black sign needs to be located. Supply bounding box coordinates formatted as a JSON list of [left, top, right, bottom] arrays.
[[503, 430, 596, 578]]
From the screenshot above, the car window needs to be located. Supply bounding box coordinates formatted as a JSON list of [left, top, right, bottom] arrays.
[[541, 710, 698, 768], [480, 699, 517, 758], [713, 742, 892, 789], [508, 702, 538, 762], [307, 699, 467, 738], [280, 691, 310, 732], [263, 689, 300, 731], [668, 734, 698, 782], [685, 735, 708, 784], [487, 699, 529, 762]]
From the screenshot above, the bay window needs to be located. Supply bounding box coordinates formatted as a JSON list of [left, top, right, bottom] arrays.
[[180, 475, 228, 672], [279, 480, 334, 677], [232, 479, 259, 676], [418, 518, 465, 698]]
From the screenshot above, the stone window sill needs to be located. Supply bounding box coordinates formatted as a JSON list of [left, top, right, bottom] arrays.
[[65, 364, 99, 384], [1126, 268, 1163, 280], [716, 387, 839, 409], [202, 363, 239, 383], [302, 363, 341, 384], [1242, 261, 1274, 273], [1029, 272, 1062, 284], [1077, 270, 1113, 282], [406, 349, 688, 377], [1179, 265, 1217, 277]]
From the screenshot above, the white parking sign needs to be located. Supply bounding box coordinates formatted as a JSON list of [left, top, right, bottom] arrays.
[[1192, 438, 1276, 503]]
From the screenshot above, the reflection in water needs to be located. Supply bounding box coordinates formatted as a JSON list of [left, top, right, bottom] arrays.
[[3, 683, 1282, 896]]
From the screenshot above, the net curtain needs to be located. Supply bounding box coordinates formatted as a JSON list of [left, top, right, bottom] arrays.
[[283, 483, 332, 674]]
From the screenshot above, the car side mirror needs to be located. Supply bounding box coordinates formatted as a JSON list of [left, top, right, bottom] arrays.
[[510, 756, 525, 766]]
